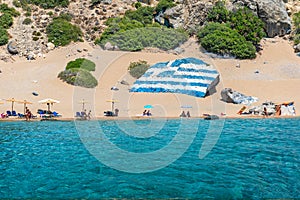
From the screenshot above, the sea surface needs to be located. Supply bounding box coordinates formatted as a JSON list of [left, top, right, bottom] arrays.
[[0, 118, 299, 199]]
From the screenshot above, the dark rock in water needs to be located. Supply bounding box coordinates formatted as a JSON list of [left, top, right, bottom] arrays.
[[204, 115, 219, 120], [32, 92, 39, 96], [7, 40, 18, 55]]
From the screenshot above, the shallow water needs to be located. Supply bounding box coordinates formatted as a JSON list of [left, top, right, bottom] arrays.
[[0, 118, 299, 199]]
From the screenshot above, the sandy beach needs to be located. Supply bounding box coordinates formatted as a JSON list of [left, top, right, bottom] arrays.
[[0, 37, 299, 119]]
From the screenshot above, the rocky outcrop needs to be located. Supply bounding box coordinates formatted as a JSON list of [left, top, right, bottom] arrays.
[[163, 0, 291, 37], [231, 0, 291, 37], [163, 0, 213, 33]]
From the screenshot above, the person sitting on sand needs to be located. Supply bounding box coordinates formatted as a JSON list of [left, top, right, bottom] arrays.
[[180, 111, 186, 117], [146, 110, 151, 116], [143, 110, 147, 116], [186, 111, 191, 118]]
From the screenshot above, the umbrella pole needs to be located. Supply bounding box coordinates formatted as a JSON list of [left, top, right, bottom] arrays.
[[12, 101, 14, 112], [112, 102, 114, 112]]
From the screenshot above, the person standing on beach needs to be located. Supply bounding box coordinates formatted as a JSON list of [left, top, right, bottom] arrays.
[[25, 107, 32, 121], [87, 110, 92, 120]]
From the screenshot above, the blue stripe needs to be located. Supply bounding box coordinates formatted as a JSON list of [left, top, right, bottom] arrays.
[[150, 62, 169, 68], [177, 67, 218, 74], [170, 57, 208, 67], [134, 80, 209, 87], [130, 87, 206, 97]]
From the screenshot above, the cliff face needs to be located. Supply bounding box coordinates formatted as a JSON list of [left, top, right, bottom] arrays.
[[0, 0, 298, 59], [163, 0, 292, 37]]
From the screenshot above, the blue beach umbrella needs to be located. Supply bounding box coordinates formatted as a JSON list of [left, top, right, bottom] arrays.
[[144, 104, 153, 109], [181, 105, 192, 109]]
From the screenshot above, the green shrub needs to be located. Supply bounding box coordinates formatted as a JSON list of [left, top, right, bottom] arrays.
[[134, 2, 142, 9], [46, 18, 82, 46], [207, 0, 229, 23], [229, 7, 265, 45], [66, 58, 96, 71], [91, 0, 102, 7], [22, 0, 69, 9], [32, 36, 39, 41], [55, 13, 72, 21], [124, 6, 154, 25], [58, 68, 98, 88], [0, 28, 9, 45], [155, 0, 176, 13], [197, 22, 256, 59], [99, 27, 188, 51], [22, 17, 32, 25], [0, 4, 20, 17], [25, 11, 31, 17], [0, 13, 13, 29], [128, 60, 150, 78], [13, 0, 22, 7], [293, 12, 300, 44]]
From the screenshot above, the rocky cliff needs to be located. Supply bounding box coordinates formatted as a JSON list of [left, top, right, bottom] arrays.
[[163, 0, 294, 37], [0, 0, 299, 60]]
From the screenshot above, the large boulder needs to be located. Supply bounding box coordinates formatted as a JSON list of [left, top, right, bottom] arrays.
[[231, 0, 291, 37], [7, 40, 19, 55], [221, 88, 258, 105], [163, 0, 213, 33]]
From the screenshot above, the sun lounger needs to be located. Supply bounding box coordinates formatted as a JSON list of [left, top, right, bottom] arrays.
[[6, 111, 12, 116], [12, 111, 17, 116], [52, 111, 62, 117]]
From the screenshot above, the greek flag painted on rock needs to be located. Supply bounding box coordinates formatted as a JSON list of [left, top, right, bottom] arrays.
[[130, 58, 219, 97]]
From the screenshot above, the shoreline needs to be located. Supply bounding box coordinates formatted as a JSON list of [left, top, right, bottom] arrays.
[[1, 115, 299, 122]]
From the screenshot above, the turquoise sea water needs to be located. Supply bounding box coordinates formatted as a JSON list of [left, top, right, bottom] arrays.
[[0, 118, 299, 199]]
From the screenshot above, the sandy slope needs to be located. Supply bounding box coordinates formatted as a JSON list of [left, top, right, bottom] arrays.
[[0, 38, 299, 118]]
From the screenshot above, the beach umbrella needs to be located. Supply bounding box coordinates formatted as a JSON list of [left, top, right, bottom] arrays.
[[106, 99, 119, 112], [181, 105, 192, 109], [79, 99, 88, 111], [38, 98, 60, 111], [6, 98, 18, 112], [144, 104, 153, 109], [18, 100, 33, 114]]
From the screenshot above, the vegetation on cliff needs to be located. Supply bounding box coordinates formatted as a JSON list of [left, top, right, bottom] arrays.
[[197, 23, 256, 59], [13, 0, 69, 9], [198, 0, 265, 59], [46, 15, 83, 46], [58, 58, 98, 88], [0, 4, 20, 46], [292, 11, 300, 45], [96, 4, 188, 51]]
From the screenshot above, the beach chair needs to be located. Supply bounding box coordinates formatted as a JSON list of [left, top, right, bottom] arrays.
[[12, 111, 17, 116], [18, 113, 25, 118], [75, 112, 81, 118], [52, 111, 62, 117], [6, 111, 12, 116]]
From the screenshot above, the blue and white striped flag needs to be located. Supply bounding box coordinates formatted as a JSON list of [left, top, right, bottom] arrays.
[[130, 58, 219, 97]]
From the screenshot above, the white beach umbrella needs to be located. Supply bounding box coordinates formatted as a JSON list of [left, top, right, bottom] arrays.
[[38, 98, 60, 111]]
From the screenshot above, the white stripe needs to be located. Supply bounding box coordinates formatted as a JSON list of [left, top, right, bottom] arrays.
[[137, 77, 216, 84]]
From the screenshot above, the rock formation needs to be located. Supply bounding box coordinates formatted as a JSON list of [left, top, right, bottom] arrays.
[[231, 0, 291, 37], [163, 0, 292, 37]]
